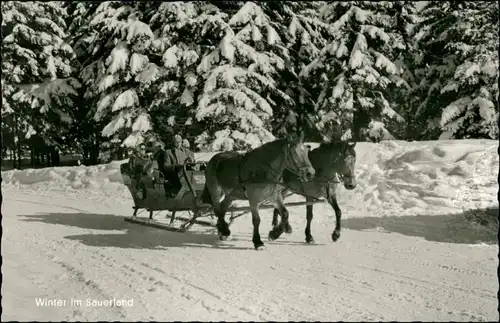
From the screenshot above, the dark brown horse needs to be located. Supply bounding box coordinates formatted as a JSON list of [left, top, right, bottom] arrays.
[[269, 141, 357, 244], [200, 136, 316, 250]]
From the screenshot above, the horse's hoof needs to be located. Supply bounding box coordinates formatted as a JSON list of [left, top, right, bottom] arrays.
[[331, 231, 340, 242], [219, 234, 229, 241], [255, 244, 266, 251], [268, 230, 279, 241], [284, 224, 292, 234], [306, 237, 315, 244]]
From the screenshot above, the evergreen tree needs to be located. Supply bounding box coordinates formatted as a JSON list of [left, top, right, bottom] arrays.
[[2, 1, 80, 166], [195, 1, 292, 151], [380, 1, 420, 139], [413, 1, 499, 140], [147, 1, 224, 148], [262, 1, 332, 140], [300, 2, 405, 142], [75, 1, 156, 155]]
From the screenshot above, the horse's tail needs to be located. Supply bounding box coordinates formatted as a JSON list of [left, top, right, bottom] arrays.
[[200, 183, 212, 205]]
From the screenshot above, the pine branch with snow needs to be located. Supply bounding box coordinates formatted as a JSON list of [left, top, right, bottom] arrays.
[[145, 2, 232, 147], [300, 2, 407, 142], [76, 2, 158, 148], [194, 2, 300, 150], [257, 1, 333, 140], [413, 1, 499, 140], [1, 1, 80, 144]]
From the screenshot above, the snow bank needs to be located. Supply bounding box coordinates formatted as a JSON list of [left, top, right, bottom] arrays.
[[334, 139, 498, 216], [2, 140, 498, 216]]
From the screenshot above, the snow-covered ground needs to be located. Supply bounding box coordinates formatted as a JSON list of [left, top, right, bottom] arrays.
[[2, 139, 498, 321]]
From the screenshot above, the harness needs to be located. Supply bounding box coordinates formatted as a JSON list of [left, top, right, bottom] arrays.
[[237, 143, 302, 187], [235, 143, 335, 203]]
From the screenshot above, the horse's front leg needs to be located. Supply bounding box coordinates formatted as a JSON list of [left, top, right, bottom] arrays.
[[328, 188, 342, 242], [271, 189, 289, 231], [268, 194, 292, 241], [271, 209, 292, 234], [249, 202, 265, 250], [215, 196, 233, 240], [272, 209, 279, 228], [304, 197, 315, 243]]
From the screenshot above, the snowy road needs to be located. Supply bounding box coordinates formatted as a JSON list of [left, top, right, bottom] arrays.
[[3, 189, 497, 321]]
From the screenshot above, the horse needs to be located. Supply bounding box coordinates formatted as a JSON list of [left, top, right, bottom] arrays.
[[199, 136, 316, 250], [269, 141, 357, 244]]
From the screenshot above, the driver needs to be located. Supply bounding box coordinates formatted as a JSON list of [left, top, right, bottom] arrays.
[[162, 135, 192, 197], [165, 134, 193, 168]]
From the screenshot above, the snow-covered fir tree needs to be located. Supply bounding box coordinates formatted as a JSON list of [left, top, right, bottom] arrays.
[[64, 2, 105, 163], [261, 1, 332, 140], [301, 1, 406, 142], [1, 1, 80, 165], [413, 1, 499, 140], [380, 1, 420, 139], [77, 2, 156, 151], [146, 1, 223, 148], [194, 1, 294, 151], [3, 0, 498, 166]]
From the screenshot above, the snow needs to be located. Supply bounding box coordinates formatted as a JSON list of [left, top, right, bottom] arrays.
[[375, 53, 400, 75], [106, 41, 130, 74], [163, 46, 179, 68], [220, 30, 235, 63], [111, 89, 139, 112], [123, 19, 154, 43], [129, 53, 148, 75], [2, 139, 498, 321], [101, 113, 127, 138], [180, 88, 195, 106], [475, 97, 497, 122], [266, 25, 280, 45], [131, 113, 151, 133], [98, 74, 118, 92], [440, 97, 470, 127], [135, 63, 161, 84]]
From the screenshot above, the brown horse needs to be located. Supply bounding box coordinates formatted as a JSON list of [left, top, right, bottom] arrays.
[[269, 141, 357, 244], [200, 136, 316, 250]]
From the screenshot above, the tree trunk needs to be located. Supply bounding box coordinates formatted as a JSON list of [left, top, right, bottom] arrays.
[[13, 114, 21, 169], [30, 143, 35, 167], [117, 147, 124, 160], [90, 147, 99, 165], [16, 142, 22, 169], [12, 147, 16, 169], [352, 108, 370, 142], [82, 140, 101, 165], [50, 146, 60, 167]]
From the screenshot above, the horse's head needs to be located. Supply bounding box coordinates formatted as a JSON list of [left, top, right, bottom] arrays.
[[337, 141, 357, 190], [284, 133, 316, 182]]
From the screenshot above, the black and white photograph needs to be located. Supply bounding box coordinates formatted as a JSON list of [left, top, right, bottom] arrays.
[[1, 0, 498, 321]]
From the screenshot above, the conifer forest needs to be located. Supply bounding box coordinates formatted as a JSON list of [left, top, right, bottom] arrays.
[[2, 1, 498, 168]]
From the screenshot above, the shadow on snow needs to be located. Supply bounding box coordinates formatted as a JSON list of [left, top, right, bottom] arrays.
[[344, 207, 498, 245], [19, 212, 324, 250], [19, 206, 496, 249]]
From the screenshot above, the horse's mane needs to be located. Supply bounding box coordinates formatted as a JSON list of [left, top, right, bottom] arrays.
[[316, 140, 356, 157], [318, 140, 344, 149], [248, 138, 290, 155]]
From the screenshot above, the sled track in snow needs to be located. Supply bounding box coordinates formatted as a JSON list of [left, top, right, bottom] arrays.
[[5, 198, 128, 320], [9, 196, 94, 214], [3, 190, 498, 321]]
